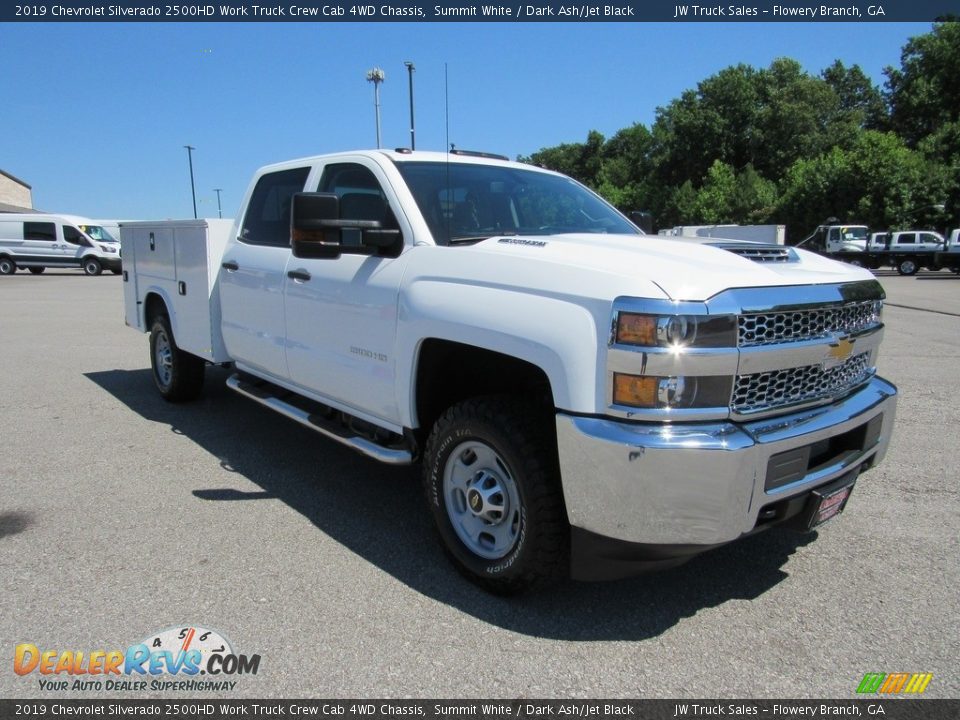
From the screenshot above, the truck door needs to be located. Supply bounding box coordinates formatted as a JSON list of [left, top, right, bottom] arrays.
[[894, 232, 916, 251], [220, 166, 310, 382], [62, 224, 93, 267], [918, 232, 942, 251], [283, 161, 408, 427]]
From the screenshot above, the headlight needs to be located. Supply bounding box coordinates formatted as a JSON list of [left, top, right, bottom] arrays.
[[613, 373, 733, 410], [610, 301, 737, 413], [614, 312, 736, 349], [99, 245, 118, 254]]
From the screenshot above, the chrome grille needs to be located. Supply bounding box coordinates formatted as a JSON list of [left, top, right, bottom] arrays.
[[739, 300, 882, 347], [731, 352, 871, 414]]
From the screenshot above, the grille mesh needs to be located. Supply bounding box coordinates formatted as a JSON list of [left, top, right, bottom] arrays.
[[739, 300, 882, 347], [723, 246, 792, 262], [731, 352, 871, 414]]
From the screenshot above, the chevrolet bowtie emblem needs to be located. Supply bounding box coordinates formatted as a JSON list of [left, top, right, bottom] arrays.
[[824, 336, 855, 368]]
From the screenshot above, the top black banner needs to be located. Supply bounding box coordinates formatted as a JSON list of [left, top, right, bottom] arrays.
[[4, 0, 959, 22]]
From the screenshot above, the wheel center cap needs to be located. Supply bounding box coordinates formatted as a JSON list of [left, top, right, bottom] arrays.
[[467, 489, 483, 513]]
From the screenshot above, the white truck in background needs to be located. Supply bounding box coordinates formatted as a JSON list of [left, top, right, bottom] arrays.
[[122, 149, 898, 593], [933, 228, 960, 274], [798, 223, 955, 275]]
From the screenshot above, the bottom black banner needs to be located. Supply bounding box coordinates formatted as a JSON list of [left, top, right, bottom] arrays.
[[1, 700, 958, 720]]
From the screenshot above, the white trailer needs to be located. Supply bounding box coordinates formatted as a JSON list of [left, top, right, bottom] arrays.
[[659, 224, 787, 245]]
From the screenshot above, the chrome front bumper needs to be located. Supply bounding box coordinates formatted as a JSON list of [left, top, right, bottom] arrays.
[[557, 376, 897, 551]]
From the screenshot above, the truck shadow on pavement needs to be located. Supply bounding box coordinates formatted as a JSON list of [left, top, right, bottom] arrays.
[[87, 366, 816, 641]]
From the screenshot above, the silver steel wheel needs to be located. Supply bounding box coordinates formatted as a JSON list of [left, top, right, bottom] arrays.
[[899, 259, 917, 275], [153, 327, 174, 388], [443, 440, 522, 560], [0, 258, 15, 275]]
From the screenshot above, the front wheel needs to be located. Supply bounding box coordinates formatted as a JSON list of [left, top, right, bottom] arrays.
[[897, 258, 918, 276], [422, 396, 568, 594], [82, 257, 102, 276], [149, 314, 205, 402]]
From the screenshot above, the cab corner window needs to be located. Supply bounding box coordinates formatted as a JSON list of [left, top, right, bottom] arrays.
[[240, 167, 310, 247]]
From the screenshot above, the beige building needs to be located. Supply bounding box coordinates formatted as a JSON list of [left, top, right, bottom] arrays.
[[0, 170, 34, 212]]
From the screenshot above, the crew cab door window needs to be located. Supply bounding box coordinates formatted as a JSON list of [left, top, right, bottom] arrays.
[[240, 167, 310, 247], [897, 233, 916, 244]]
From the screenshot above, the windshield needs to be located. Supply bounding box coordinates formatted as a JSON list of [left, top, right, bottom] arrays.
[[394, 161, 639, 245], [79, 225, 117, 243], [841, 226, 868, 241]]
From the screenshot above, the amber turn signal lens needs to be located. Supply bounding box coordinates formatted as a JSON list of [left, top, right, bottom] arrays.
[[613, 373, 659, 408], [616, 313, 657, 346]]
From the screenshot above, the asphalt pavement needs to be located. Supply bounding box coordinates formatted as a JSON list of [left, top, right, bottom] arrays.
[[0, 268, 957, 700]]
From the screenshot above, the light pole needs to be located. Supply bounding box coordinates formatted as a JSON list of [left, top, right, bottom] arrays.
[[404, 61, 416, 150], [214, 188, 224, 219], [366, 67, 385, 149], [184, 145, 197, 219]]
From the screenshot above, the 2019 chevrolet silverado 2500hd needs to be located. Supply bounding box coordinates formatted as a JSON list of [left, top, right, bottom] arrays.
[[122, 150, 898, 593]]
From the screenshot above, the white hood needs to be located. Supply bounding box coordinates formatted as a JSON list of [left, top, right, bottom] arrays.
[[462, 233, 874, 302]]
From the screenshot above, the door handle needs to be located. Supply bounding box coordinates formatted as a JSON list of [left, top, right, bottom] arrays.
[[287, 270, 311, 282], [221, 261, 239, 272]]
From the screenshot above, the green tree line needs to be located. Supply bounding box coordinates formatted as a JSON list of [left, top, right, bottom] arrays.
[[519, 22, 960, 242]]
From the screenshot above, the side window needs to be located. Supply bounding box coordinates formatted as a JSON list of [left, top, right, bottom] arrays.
[[63, 226, 89, 246], [24, 222, 56, 241], [828, 228, 840, 243], [919, 233, 938, 245], [317, 163, 399, 253], [897, 233, 916, 244], [240, 167, 310, 247]]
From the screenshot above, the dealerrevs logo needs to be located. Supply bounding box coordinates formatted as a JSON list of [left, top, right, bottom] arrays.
[[14, 626, 260, 692]]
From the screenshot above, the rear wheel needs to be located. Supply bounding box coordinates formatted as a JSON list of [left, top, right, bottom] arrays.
[[149, 314, 205, 402], [0, 257, 16, 275], [28, 267, 45, 275], [82, 257, 102, 276], [422, 396, 568, 594], [897, 258, 918, 276]]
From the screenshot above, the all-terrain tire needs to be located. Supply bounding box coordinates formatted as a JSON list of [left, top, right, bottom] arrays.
[[422, 395, 568, 594]]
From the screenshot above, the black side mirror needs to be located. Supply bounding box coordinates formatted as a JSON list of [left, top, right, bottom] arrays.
[[291, 193, 343, 259], [291, 192, 403, 259], [629, 211, 654, 234]]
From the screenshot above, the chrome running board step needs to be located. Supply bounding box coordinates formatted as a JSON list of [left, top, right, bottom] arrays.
[[226, 373, 413, 465]]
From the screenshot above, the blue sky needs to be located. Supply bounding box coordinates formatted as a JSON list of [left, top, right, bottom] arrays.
[[0, 21, 933, 220]]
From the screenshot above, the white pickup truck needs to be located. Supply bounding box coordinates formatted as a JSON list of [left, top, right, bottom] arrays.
[[122, 149, 898, 593]]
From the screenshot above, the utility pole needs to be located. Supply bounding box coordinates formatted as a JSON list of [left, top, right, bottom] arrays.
[[183, 145, 197, 219], [366, 67, 385, 148], [404, 61, 416, 150], [214, 188, 224, 219]]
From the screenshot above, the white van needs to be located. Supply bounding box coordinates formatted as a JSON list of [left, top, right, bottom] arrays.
[[0, 214, 122, 275]]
